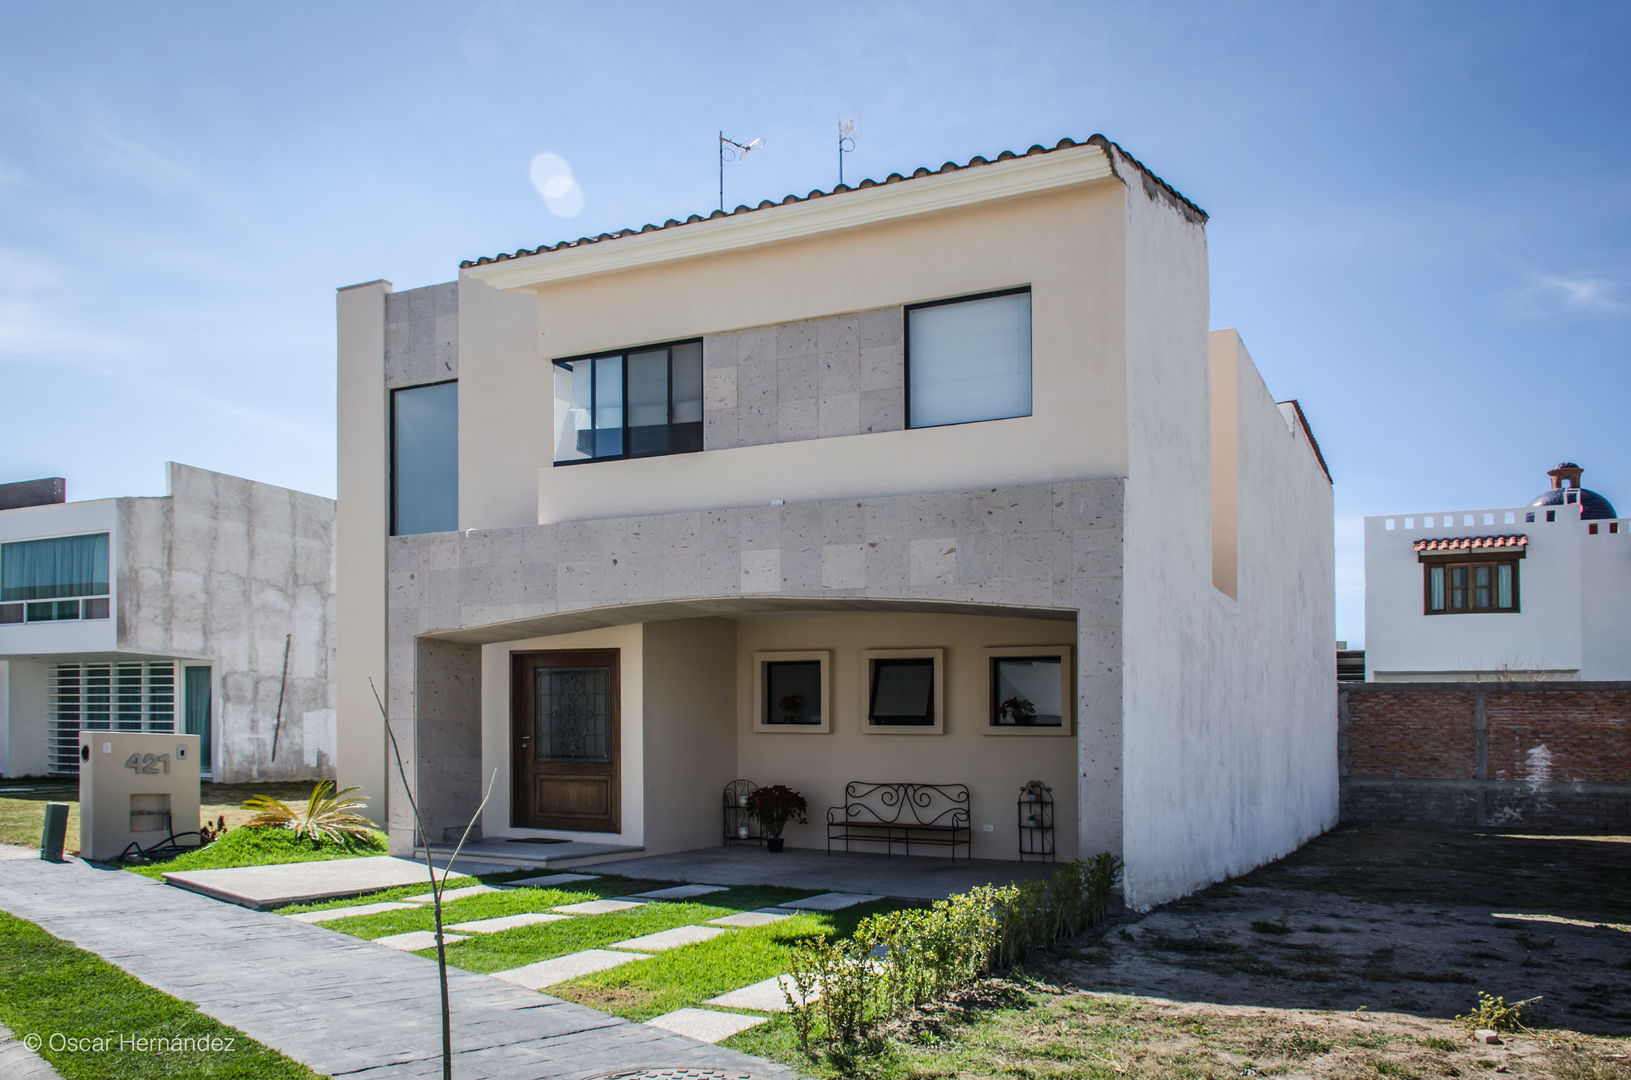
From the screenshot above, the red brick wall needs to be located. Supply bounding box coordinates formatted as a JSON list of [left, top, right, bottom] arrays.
[[1486, 687, 1631, 783], [1345, 689, 1476, 778]]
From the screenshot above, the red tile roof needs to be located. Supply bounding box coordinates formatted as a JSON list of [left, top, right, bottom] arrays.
[[460, 135, 1205, 269], [1412, 535, 1528, 553]]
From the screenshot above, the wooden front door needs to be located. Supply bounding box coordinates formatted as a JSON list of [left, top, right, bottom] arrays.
[[511, 650, 620, 832]]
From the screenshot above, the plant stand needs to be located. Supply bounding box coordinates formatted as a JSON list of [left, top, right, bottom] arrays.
[[723, 779, 762, 847], [1017, 779, 1055, 862]]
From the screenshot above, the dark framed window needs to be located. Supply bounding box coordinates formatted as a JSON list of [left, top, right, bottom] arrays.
[[906, 288, 1032, 429], [763, 660, 822, 725], [868, 657, 935, 726], [553, 340, 703, 464], [990, 655, 1064, 727], [1424, 558, 1520, 614], [391, 380, 458, 536]]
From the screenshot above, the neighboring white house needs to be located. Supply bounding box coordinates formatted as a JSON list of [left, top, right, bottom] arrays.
[[1365, 462, 1630, 681], [0, 463, 337, 781], [335, 135, 1337, 909]]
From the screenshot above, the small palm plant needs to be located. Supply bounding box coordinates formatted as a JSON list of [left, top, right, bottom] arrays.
[[243, 779, 375, 844]]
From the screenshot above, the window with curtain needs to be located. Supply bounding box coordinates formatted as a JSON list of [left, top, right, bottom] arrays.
[[391, 381, 459, 536], [907, 289, 1032, 428], [553, 340, 703, 464], [0, 532, 110, 623], [1424, 559, 1519, 614]]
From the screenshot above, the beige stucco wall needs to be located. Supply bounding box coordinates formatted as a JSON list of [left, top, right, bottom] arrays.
[[0, 659, 50, 777], [735, 611, 1079, 861], [641, 618, 738, 854]]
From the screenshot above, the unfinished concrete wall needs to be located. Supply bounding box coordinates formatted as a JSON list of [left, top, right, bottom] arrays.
[[412, 637, 482, 844], [117, 463, 336, 782]]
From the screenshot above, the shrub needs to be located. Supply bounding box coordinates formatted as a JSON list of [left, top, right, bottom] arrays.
[[242, 779, 375, 844], [1457, 991, 1539, 1032], [745, 784, 808, 839], [785, 853, 1123, 1055]]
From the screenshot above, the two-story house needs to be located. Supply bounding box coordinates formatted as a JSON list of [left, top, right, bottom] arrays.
[[1365, 462, 1630, 681], [0, 463, 337, 781], [335, 135, 1336, 909]]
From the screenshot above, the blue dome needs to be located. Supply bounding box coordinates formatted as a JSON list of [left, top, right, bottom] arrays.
[[1529, 487, 1617, 520]]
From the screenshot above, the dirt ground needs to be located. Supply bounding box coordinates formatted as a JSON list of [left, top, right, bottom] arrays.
[[1023, 823, 1631, 1078]]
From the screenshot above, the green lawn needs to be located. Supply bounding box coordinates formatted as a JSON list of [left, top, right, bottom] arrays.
[[0, 911, 325, 1080], [125, 824, 387, 879]]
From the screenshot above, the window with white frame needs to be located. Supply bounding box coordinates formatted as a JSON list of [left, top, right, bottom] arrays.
[[906, 289, 1032, 428], [983, 645, 1073, 735], [752, 651, 830, 733], [49, 660, 176, 775], [0, 532, 111, 625]]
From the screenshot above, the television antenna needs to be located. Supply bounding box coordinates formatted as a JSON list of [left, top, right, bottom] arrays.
[[837, 110, 860, 186], [718, 131, 764, 212]]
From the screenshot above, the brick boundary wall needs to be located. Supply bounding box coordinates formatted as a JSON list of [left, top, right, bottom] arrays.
[[1339, 682, 1631, 831]]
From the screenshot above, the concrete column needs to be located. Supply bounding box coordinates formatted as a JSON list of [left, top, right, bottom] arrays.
[[336, 280, 391, 823], [412, 638, 484, 848]]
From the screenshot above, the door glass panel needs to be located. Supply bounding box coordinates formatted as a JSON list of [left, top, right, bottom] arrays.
[[185, 666, 213, 768], [535, 666, 611, 762]]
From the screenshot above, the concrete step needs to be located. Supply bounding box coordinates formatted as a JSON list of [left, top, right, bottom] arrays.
[[419, 838, 644, 871]]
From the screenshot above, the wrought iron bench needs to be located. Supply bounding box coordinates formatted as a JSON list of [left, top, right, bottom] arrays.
[[825, 781, 971, 859]]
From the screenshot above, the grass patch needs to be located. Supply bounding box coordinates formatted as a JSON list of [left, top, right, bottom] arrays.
[[0, 911, 321, 1080], [126, 824, 386, 878]]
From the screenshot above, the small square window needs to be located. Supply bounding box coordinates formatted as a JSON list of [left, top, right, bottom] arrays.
[[0, 602, 21, 624], [907, 289, 1031, 428], [753, 651, 830, 733], [861, 648, 945, 734], [82, 597, 110, 620], [982, 646, 1073, 736]]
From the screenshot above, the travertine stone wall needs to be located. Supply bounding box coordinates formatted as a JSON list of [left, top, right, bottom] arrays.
[[385, 282, 458, 389], [701, 307, 906, 449]]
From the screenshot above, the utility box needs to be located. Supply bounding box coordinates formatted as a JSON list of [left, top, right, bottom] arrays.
[[78, 732, 201, 862]]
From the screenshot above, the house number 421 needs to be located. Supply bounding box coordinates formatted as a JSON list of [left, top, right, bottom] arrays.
[[124, 753, 170, 775]]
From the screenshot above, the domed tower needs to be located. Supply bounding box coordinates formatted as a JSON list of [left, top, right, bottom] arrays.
[[1528, 462, 1617, 521]]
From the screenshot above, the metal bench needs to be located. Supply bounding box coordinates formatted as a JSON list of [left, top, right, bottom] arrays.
[[825, 781, 971, 859]]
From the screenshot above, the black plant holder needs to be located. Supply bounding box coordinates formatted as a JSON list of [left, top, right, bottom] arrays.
[[1017, 779, 1055, 861], [723, 778, 762, 846]]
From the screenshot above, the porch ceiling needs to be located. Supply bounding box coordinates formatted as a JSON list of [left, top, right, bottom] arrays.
[[424, 595, 1074, 645]]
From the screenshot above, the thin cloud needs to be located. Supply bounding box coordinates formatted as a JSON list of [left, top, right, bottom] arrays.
[[0, 162, 25, 187], [1503, 273, 1624, 316]]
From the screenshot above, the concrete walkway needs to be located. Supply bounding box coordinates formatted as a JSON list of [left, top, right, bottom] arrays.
[[0, 847, 798, 1080], [0, 1022, 64, 1080]]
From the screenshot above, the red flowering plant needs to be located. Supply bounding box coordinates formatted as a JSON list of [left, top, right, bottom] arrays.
[[745, 784, 808, 839], [997, 695, 1036, 724]]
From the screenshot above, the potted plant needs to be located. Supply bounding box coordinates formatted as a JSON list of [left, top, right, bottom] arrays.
[[997, 695, 1036, 725], [777, 693, 805, 724], [745, 784, 807, 852]]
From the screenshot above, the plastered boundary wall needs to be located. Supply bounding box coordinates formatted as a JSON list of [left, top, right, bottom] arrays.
[[381, 479, 1124, 857], [1339, 681, 1631, 830]]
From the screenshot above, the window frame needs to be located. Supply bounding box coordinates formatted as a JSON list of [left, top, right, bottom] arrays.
[[0, 532, 112, 624], [981, 645, 1074, 736], [904, 286, 1033, 431], [551, 338, 704, 466], [752, 650, 831, 734], [389, 378, 459, 537], [1422, 554, 1522, 615], [861, 647, 945, 735]]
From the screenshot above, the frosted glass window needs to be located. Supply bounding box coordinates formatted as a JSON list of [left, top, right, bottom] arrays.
[[391, 381, 458, 536], [907, 290, 1032, 428]]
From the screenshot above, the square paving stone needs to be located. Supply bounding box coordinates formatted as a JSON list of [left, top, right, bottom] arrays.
[[645, 1008, 768, 1044], [705, 974, 821, 1013], [628, 884, 728, 900], [402, 884, 501, 905], [373, 930, 467, 951], [781, 892, 883, 911], [706, 907, 796, 928], [503, 873, 600, 888], [551, 899, 645, 915], [447, 913, 570, 933], [491, 949, 650, 989], [609, 925, 728, 952], [286, 901, 421, 924]]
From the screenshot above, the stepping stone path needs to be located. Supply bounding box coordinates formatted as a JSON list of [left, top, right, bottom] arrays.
[[781, 892, 883, 911], [402, 883, 500, 905], [705, 974, 820, 1013], [610, 925, 727, 952], [503, 872, 600, 888], [552, 898, 645, 915], [286, 901, 420, 924], [706, 907, 795, 928], [373, 930, 467, 952], [645, 1008, 767, 1044], [491, 949, 649, 989], [629, 883, 728, 900], [447, 912, 569, 933]]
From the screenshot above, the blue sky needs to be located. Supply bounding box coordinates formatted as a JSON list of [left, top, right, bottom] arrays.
[[2, 2, 1627, 645]]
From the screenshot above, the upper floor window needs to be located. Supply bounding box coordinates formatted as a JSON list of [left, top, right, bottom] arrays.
[[554, 340, 703, 464], [1425, 558, 1519, 614], [391, 380, 458, 535], [0, 532, 111, 624], [906, 289, 1032, 429]]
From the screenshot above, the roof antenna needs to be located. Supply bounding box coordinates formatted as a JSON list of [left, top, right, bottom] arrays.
[[718, 131, 764, 213], [837, 110, 860, 187]]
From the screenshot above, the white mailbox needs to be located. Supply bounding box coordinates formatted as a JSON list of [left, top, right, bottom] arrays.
[[78, 732, 202, 862]]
